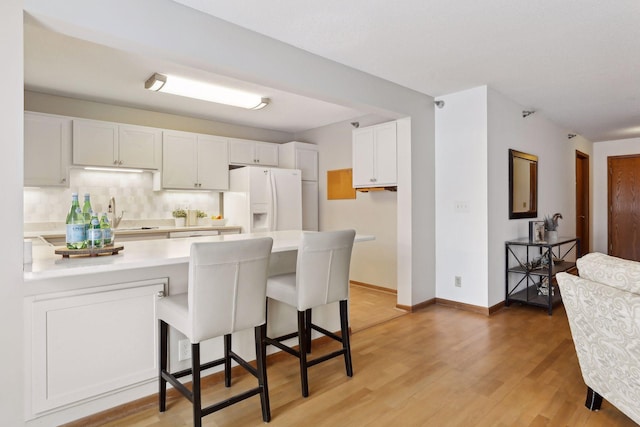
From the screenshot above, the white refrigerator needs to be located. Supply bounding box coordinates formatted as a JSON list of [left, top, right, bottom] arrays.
[[224, 166, 303, 233]]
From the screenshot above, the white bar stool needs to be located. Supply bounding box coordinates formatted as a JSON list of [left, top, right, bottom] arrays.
[[265, 229, 356, 397], [157, 237, 273, 426]]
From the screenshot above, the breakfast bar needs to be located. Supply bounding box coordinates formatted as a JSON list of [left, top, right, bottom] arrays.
[[23, 230, 373, 426]]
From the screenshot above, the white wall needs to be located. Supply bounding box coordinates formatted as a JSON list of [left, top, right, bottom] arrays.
[[592, 137, 640, 253], [435, 85, 593, 309], [435, 86, 489, 306], [296, 116, 398, 290], [0, 1, 24, 425], [487, 87, 592, 307]]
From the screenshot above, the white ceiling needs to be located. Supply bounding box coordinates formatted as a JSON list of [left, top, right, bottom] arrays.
[[173, 0, 640, 142], [25, 1, 640, 141], [23, 19, 366, 134]]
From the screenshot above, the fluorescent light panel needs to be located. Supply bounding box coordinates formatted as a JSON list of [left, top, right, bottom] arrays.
[[145, 73, 269, 110]]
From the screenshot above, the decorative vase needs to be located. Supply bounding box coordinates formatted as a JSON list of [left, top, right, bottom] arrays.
[[175, 217, 186, 227], [544, 230, 558, 242]]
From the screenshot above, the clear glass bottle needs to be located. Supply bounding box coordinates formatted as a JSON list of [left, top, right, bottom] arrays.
[[100, 213, 112, 246], [87, 214, 103, 249], [66, 193, 87, 249], [82, 193, 93, 234]]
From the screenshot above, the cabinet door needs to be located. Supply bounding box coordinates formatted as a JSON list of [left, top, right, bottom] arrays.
[[162, 131, 198, 189], [373, 122, 397, 186], [352, 127, 375, 187], [118, 124, 162, 169], [228, 139, 256, 164], [255, 142, 279, 166], [72, 119, 118, 167], [295, 148, 318, 181], [197, 135, 229, 190], [24, 113, 71, 187], [29, 281, 165, 414]]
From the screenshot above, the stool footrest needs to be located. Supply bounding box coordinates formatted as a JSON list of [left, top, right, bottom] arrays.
[[265, 336, 301, 358], [311, 323, 343, 343], [307, 349, 346, 367], [201, 386, 263, 417]]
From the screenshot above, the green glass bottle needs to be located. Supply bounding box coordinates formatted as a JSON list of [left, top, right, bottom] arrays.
[[66, 193, 87, 249], [82, 193, 93, 234], [100, 213, 112, 246], [87, 214, 103, 249]]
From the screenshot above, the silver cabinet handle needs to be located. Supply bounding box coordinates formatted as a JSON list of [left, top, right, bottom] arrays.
[[157, 291, 165, 298]]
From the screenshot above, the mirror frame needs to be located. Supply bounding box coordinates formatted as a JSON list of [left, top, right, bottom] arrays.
[[509, 149, 538, 219]]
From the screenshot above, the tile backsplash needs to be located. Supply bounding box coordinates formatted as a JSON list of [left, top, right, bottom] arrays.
[[24, 169, 220, 224]]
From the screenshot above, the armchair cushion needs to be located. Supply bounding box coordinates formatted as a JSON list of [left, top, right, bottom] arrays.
[[557, 253, 640, 424]]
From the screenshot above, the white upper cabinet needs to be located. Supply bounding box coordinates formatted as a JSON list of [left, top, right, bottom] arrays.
[[228, 138, 278, 166], [73, 119, 161, 169], [24, 112, 72, 187], [161, 130, 229, 190], [278, 141, 318, 181], [352, 121, 397, 188]]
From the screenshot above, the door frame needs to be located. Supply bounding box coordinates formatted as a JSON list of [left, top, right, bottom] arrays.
[[575, 150, 590, 254], [607, 154, 640, 257]]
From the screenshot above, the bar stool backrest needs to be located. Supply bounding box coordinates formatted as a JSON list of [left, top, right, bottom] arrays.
[[188, 238, 273, 342], [296, 230, 356, 311]]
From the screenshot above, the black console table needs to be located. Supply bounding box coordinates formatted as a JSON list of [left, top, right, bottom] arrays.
[[505, 236, 580, 315]]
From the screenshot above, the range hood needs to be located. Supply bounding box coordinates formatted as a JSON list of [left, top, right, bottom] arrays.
[[355, 186, 397, 193]]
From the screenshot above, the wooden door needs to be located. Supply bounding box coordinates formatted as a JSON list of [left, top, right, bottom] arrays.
[[576, 151, 589, 254], [608, 155, 640, 261]]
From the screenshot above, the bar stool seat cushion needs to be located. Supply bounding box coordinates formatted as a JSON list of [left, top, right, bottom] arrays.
[[156, 293, 189, 339], [265, 273, 297, 308]]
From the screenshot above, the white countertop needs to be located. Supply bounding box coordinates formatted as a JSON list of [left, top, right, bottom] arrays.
[[24, 225, 241, 240], [24, 230, 375, 282]]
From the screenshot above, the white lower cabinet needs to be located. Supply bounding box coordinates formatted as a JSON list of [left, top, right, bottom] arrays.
[[27, 279, 166, 415]]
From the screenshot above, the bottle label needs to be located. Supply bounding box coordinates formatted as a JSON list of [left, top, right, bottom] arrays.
[[87, 228, 103, 248], [66, 224, 86, 249], [102, 228, 112, 244]]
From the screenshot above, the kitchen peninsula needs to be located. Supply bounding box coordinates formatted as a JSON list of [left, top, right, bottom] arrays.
[[23, 230, 374, 426]]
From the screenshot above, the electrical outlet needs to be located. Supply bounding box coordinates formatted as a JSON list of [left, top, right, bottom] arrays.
[[178, 339, 191, 361], [455, 276, 462, 287]]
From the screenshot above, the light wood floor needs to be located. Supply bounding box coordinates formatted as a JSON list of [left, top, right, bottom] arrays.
[[71, 302, 637, 427], [348, 284, 406, 332]]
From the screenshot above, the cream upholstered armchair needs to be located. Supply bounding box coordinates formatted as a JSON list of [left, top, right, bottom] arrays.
[[556, 253, 640, 424]]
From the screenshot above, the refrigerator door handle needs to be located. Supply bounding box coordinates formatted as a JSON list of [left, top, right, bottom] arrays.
[[269, 170, 278, 231]]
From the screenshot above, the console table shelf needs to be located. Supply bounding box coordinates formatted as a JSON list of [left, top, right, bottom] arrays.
[[505, 236, 580, 315]]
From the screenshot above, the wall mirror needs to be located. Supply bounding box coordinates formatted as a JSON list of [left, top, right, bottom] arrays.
[[509, 149, 538, 219]]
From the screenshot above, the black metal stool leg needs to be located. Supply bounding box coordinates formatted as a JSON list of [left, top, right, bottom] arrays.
[[224, 334, 232, 387], [159, 320, 168, 412], [340, 300, 353, 377], [255, 324, 271, 422], [298, 310, 309, 397], [305, 308, 312, 353], [192, 343, 202, 427]]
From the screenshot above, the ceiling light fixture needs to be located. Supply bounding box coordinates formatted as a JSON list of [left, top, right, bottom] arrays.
[[522, 110, 535, 118], [144, 73, 270, 110], [568, 133, 577, 139]]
